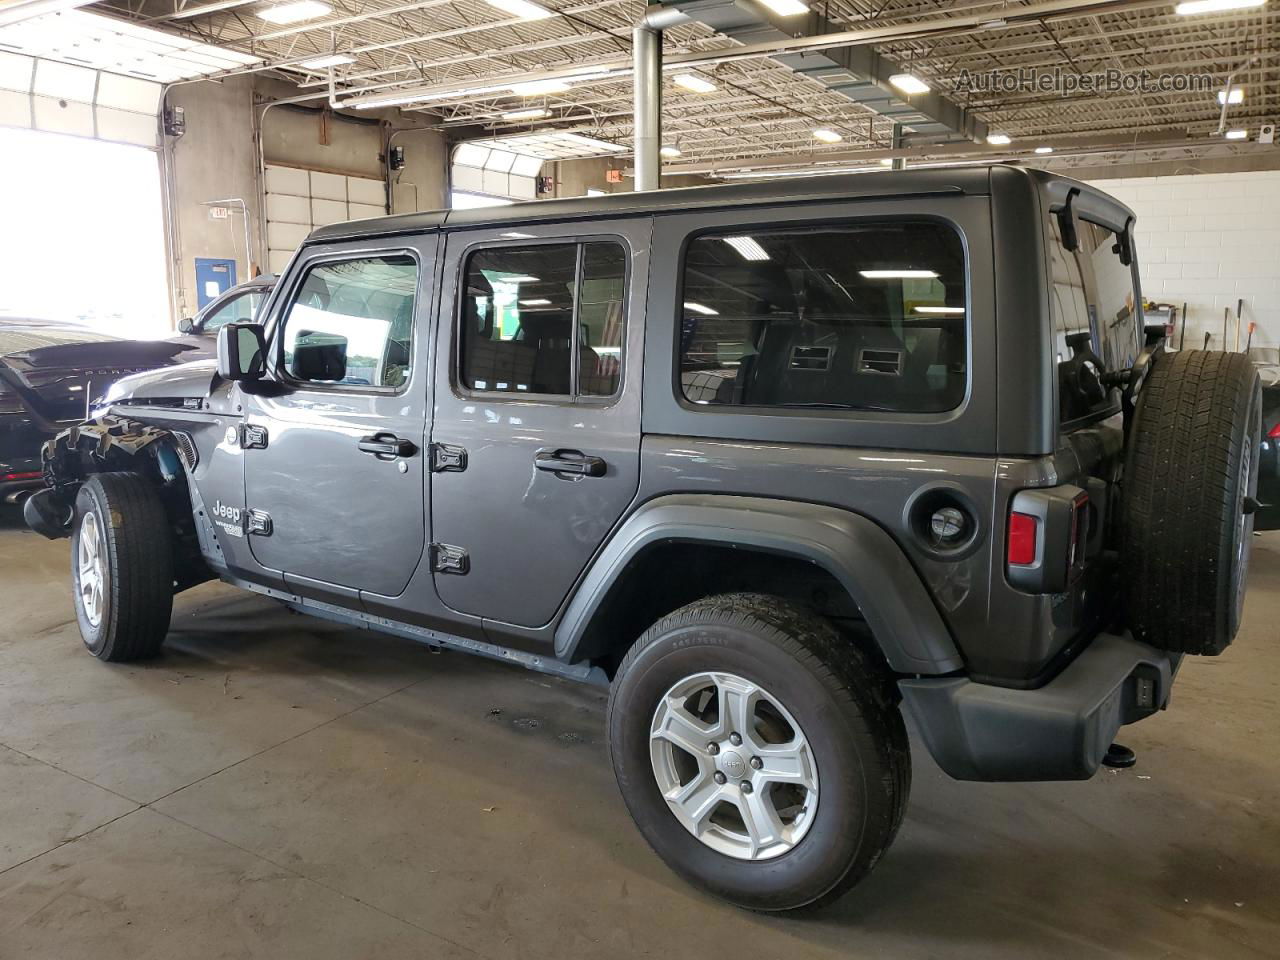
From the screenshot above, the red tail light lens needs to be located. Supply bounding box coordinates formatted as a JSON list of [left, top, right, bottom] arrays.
[[1, 471, 42, 482], [1007, 511, 1038, 566], [1269, 421, 1280, 440]]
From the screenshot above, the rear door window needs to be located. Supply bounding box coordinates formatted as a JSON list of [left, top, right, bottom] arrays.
[[678, 221, 967, 413], [1047, 212, 1141, 423]]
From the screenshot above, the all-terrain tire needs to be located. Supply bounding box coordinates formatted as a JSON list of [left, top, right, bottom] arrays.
[[607, 593, 910, 912], [71, 473, 174, 662], [1122, 350, 1262, 655]]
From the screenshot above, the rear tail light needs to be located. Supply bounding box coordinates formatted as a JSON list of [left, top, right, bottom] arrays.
[[1007, 512, 1038, 566], [1269, 421, 1280, 440], [1007, 485, 1091, 593], [1, 470, 42, 482]]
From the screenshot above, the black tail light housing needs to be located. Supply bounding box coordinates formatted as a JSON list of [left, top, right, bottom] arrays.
[[1006, 485, 1090, 594]]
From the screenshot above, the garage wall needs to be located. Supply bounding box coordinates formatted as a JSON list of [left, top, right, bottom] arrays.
[[263, 165, 388, 273], [167, 76, 260, 324], [1089, 171, 1280, 352]]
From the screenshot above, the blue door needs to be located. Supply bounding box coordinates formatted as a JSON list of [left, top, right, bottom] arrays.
[[194, 258, 237, 309]]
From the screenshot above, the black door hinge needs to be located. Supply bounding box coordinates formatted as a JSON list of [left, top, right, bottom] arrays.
[[241, 424, 268, 449], [246, 509, 272, 536], [429, 542, 469, 575], [430, 442, 467, 473]]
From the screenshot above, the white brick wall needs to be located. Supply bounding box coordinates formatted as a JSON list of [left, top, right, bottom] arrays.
[[1086, 171, 1280, 354]]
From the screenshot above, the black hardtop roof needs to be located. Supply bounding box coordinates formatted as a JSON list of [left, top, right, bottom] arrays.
[[308, 165, 996, 244], [305, 164, 1129, 244]]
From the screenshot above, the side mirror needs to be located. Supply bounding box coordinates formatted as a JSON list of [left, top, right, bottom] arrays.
[[177, 317, 195, 334], [217, 322, 267, 382]]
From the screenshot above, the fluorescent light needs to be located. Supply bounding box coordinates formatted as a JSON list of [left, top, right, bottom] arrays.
[[660, 145, 682, 158], [879, 157, 895, 167], [510, 78, 571, 96], [299, 54, 354, 69], [1175, 0, 1265, 14], [485, 0, 554, 19], [502, 107, 550, 121], [888, 73, 930, 95], [1218, 87, 1245, 104], [256, 1, 331, 24], [684, 302, 719, 315], [1225, 128, 1249, 140], [914, 306, 965, 314], [860, 269, 939, 279], [500, 275, 540, 283], [757, 0, 809, 14], [1034, 145, 1054, 154], [519, 298, 552, 306], [722, 236, 770, 261], [812, 128, 842, 143], [673, 73, 717, 94], [986, 133, 1011, 145]]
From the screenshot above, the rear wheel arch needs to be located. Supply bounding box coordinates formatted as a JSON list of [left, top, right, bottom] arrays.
[[556, 495, 964, 677]]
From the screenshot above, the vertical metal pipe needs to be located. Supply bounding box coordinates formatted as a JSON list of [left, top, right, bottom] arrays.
[[633, 24, 661, 192]]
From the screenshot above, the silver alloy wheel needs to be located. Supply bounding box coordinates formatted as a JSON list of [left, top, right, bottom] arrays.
[[77, 510, 105, 630], [649, 671, 819, 861]]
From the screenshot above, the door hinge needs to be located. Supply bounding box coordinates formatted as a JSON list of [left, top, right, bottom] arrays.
[[430, 442, 467, 473], [246, 509, 272, 536], [429, 542, 469, 575], [241, 424, 268, 449]]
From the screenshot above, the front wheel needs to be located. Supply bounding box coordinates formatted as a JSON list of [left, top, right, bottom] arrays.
[[72, 473, 174, 662], [607, 594, 909, 912]]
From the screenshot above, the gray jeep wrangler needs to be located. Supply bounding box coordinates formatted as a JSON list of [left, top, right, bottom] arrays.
[[25, 167, 1262, 913]]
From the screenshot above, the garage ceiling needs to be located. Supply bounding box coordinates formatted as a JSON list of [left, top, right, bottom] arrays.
[[66, 0, 1280, 172]]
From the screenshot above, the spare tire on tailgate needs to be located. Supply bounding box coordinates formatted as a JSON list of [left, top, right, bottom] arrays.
[[1122, 350, 1261, 655]]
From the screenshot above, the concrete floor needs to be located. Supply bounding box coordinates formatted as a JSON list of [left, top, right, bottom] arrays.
[[0, 509, 1277, 960]]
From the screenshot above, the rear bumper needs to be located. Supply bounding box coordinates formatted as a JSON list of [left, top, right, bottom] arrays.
[[899, 632, 1179, 782]]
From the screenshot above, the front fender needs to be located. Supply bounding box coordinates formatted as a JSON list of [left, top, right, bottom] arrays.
[[555, 494, 964, 675]]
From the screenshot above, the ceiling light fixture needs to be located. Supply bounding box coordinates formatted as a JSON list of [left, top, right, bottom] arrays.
[[256, 1, 331, 24], [722, 236, 770, 261], [913, 306, 965, 314], [1034, 145, 1054, 154], [1175, 0, 1265, 14], [519, 298, 552, 306], [500, 275, 540, 283], [888, 73, 930, 95], [660, 145, 683, 158], [1218, 87, 1245, 104], [502, 107, 551, 121], [812, 128, 842, 143], [673, 73, 717, 94], [986, 133, 1012, 145], [485, 0, 554, 19], [684, 302, 720, 315], [879, 157, 895, 166], [1224, 128, 1249, 139], [299, 53, 354, 69], [757, 0, 809, 14], [510, 78, 571, 96], [860, 269, 939, 279]]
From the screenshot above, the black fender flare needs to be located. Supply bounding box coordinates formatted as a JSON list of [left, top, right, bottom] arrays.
[[554, 494, 965, 675]]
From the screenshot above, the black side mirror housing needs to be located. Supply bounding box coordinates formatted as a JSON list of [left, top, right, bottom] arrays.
[[177, 317, 195, 334], [217, 322, 267, 382]]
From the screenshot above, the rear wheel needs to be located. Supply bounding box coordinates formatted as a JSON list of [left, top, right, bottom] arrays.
[[607, 594, 909, 912], [1122, 350, 1262, 655], [72, 473, 174, 662]]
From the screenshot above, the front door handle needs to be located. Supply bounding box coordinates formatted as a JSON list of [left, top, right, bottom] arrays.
[[358, 433, 416, 458], [535, 449, 607, 478]]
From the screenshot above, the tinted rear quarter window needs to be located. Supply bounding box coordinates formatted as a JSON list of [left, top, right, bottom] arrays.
[[678, 221, 967, 413]]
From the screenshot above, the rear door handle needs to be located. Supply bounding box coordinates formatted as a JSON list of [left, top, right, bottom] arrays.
[[535, 449, 607, 478], [358, 434, 416, 458]]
